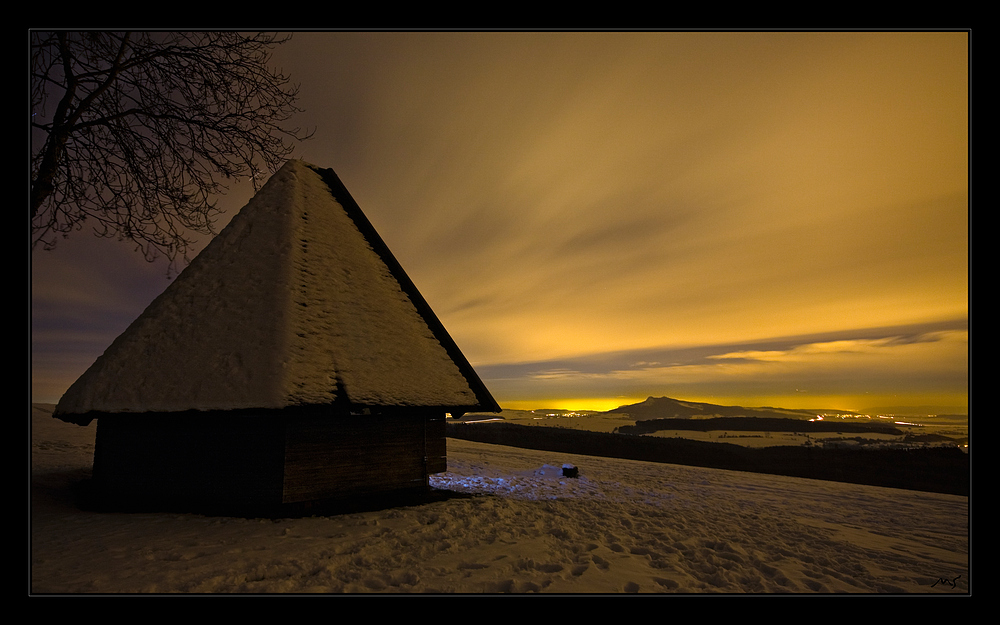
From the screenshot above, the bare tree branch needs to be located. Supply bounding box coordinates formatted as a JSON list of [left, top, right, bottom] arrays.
[[31, 31, 312, 269]]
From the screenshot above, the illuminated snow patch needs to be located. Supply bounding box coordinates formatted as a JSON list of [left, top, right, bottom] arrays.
[[430, 464, 605, 501]]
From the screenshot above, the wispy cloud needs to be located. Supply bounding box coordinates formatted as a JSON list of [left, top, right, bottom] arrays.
[[480, 323, 968, 410]]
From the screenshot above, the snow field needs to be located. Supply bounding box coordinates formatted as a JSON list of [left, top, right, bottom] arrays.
[[31, 407, 968, 594]]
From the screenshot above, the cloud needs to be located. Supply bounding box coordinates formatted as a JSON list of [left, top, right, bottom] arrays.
[[478, 322, 968, 409], [708, 330, 967, 365]]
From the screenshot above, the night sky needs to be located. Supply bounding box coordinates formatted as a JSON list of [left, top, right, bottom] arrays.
[[30, 31, 969, 414]]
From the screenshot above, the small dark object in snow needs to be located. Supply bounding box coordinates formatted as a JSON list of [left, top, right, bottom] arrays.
[[562, 464, 579, 478]]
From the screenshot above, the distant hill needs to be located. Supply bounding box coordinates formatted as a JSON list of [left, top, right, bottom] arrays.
[[605, 396, 849, 421]]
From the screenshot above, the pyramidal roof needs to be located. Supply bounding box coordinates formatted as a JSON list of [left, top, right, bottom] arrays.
[[54, 160, 500, 424]]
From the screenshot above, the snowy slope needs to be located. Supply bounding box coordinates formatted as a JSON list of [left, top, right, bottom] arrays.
[[31, 405, 969, 594]]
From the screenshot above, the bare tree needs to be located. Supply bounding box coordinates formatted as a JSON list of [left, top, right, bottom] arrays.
[[31, 31, 312, 267]]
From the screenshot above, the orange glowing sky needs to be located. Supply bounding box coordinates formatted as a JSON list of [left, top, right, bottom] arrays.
[[30, 31, 969, 414]]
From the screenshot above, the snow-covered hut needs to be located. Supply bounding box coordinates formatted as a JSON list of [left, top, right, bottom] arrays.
[[53, 160, 500, 513]]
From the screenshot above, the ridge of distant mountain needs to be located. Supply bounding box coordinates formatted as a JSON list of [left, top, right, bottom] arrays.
[[604, 396, 846, 421]]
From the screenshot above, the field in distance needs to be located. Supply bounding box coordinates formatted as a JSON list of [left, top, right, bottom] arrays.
[[454, 396, 969, 451]]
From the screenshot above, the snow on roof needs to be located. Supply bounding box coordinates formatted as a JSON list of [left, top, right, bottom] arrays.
[[55, 160, 499, 422]]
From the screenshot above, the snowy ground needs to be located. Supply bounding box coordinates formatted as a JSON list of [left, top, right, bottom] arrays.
[[30, 405, 969, 594]]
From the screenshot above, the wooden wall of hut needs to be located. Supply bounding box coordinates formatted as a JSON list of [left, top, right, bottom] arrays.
[[90, 409, 449, 514], [281, 411, 447, 503]]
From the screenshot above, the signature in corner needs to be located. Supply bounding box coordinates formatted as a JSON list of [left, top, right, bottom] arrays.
[[931, 574, 962, 589]]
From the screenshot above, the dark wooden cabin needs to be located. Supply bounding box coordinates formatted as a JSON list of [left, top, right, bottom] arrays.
[[53, 160, 500, 514]]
